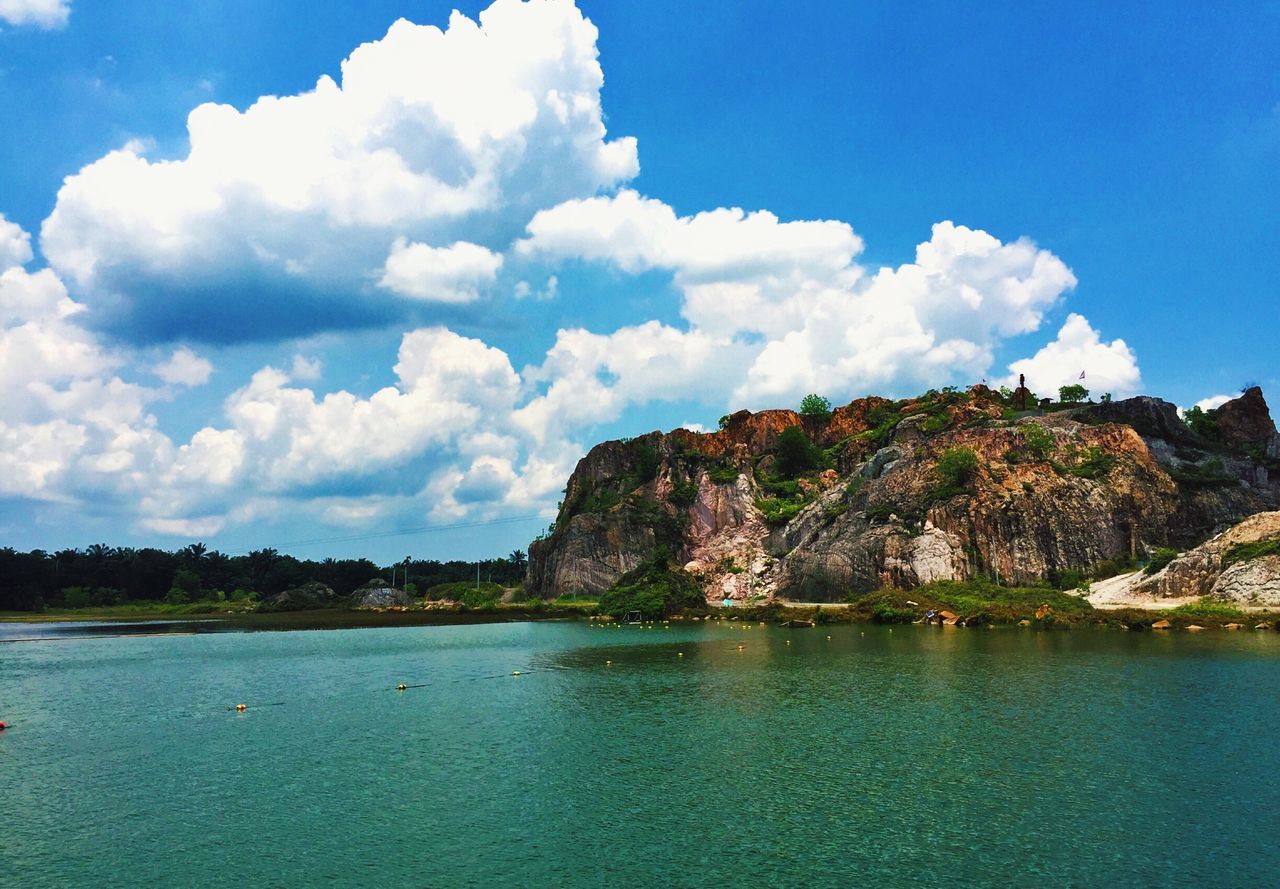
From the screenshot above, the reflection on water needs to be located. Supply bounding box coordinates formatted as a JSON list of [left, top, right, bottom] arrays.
[[3, 620, 1279, 887]]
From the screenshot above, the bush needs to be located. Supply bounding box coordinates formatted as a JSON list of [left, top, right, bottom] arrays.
[[800, 394, 832, 419], [1222, 537, 1280, 569], [755, 497, 806, 525], [670, 479, 699, 507], [1059, 384, 1089, 404], [596, 558, 706, 619], [1019, 424, 1055, 460], [1144, 547, 1179, 575], [1066, 447, 1115, 479], [707, 465, 740, 484], [718, 414, 732, 430], [775, 426, 823, 479], [933, 446, 979, 498], [870, 601, 916, 624], [1183, 405, 1219, 441], [1169, 598, 1245, 619]]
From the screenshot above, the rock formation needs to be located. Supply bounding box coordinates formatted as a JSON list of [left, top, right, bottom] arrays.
[[351, 579, 411, 609], [527, 386, 1280, 603], [1135, 511, 1280, 605]]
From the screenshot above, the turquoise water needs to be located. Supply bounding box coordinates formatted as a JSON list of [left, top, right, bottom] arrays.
[[3, 619, 1278, 887]]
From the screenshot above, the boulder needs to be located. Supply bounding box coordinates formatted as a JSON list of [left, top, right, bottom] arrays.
[[1213, 387, 1278, 450], [1186, 624, 1206, 632], [1224, 623, 1243, 630], [1018, 619, 1031, 627], [1210, 555, 1280, 608], [1152, 619, 1172, 629], [351, 579, 411, 609], [259, 581, 337, 612]]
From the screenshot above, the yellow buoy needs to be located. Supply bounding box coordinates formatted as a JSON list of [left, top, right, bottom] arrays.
[[826, 635, 832, 640], [678, 652, 684, 657], [606, 660, 612, 666], [397, 684, 407, 691], [235, 703, 246, 712], [511, 671, 522, 676], [786, 639, 791, 645]]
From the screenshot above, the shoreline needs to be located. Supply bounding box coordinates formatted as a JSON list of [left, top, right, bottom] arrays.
[[4, 599, 1277, 633]]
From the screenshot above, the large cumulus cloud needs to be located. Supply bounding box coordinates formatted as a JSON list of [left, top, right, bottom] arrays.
[[0, 0, 1143, 541], [39, 0, 637, 342]]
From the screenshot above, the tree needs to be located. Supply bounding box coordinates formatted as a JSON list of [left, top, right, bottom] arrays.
[[1058, 384, 1089, 404], [774, 426, 823, 479], [509, 549, 527, 573], [799, 393, 832, 419], [933, 446, 979, 497]]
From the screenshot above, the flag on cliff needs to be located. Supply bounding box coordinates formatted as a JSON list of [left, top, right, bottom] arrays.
[[1079, 370, 1086, 380]]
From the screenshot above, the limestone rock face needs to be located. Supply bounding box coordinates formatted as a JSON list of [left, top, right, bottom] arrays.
[[1141, 511, 1280, 601], [527, 388, 1280, 603], [1214, 387, 1278, 451], [1211, 556, 1280, 607]]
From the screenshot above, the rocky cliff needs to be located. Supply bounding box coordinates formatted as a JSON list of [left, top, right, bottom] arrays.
[[527, 386, 1280, 603]]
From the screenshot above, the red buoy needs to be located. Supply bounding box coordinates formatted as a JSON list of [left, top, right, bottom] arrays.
[[0, 721, 7, 732]]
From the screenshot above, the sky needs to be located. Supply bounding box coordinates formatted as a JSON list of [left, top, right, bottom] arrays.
[[0, 0, 1276, 563]]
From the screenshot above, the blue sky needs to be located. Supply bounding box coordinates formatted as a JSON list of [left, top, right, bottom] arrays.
[[0, 0, 1275, 562]]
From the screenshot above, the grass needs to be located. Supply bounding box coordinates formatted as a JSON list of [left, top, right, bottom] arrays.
[[1221, 537, 1280, 569], [1168, 598, 1246, 620]]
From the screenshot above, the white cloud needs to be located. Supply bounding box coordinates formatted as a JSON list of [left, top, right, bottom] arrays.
[[153, 346, 213, 386], [0, 0, 1147, 542], [289, 354, 323, 381], [1003, 313, 1142, 398], [0, 213, 33, 268], [378, 238, 502, 302], [522, 193, 1078, 408], [39, 0, 636, 340], [0, 0, 69, 29], [1193, 394, 1234, 412]]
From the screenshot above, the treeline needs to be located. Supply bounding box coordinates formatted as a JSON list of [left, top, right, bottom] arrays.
[[0, 543, 528, 612]]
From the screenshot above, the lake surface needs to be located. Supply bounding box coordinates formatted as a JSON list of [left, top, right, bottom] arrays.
[[3, 619, 1278, 887]]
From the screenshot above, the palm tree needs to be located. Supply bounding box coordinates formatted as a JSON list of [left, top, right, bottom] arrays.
[[509, 549, 527, 573]]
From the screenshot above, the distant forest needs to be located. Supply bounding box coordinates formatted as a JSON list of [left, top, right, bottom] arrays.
[[0, 543, 528, 612]]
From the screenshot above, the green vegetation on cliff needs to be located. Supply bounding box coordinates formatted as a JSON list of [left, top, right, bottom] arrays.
[[596, 556, 706, 619]]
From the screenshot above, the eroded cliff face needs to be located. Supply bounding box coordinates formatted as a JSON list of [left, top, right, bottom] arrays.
[[526, 387, 1280, 602]]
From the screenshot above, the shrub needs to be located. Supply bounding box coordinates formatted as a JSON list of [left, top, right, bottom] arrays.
[[775, 426, 823, 479], [707, 465, 741, 484], [632, 442, 660, 482], [1168, 598, 1245, 619], [1066, 447, 1115, 479], [1183, 405, 1219, 441], [1221, 537, 1280, 569], [718, 415, 731, 430], [1019, 424, 1055, 460], [933, 446, 979, 498], [870, 601, 917, 623], [1144, 547, 1179, 575], [800, 393, 832, 419], [595, 557, 705, 619], [1058, 383, 1089, 404], [755, 497, 806, 525], [669, 479, 699, 507], [1168, 456, 1235, 487]]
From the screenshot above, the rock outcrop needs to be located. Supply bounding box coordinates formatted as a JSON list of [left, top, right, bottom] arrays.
[[1136, 511, 1280, 604], [260, 581, 338, 612], [527, 387, 1280, 603], [351, 579, 411, 609]]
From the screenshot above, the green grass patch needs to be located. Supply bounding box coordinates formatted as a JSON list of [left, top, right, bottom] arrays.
[[1168, 598, 1246, 619], [1221, 537, 1280, 569]]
